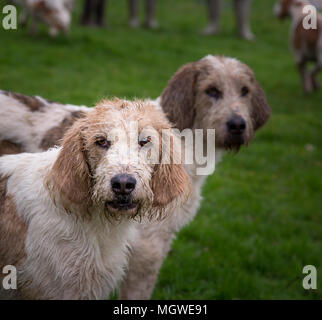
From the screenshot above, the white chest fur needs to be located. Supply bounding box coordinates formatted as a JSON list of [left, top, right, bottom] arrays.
[[0, 151, 137, 300]]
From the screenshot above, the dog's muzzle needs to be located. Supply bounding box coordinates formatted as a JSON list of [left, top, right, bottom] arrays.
[[225, 115, 246, 150], [107, 174, 138, 211]]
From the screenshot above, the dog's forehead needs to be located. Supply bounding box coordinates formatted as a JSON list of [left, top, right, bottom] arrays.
[[87, 100, 169, 132], [200, 55, 251, 84]]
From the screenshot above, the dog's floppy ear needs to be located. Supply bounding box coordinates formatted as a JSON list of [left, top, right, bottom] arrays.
[[251, 79, 271, 130], [241, 62, 271, 130], [151, 130, 190, 207], [151, 163, 189, 207], [47, 119, 91, 210], [160, 62, 198, 130]]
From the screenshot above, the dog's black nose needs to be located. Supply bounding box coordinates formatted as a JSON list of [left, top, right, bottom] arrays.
[[226, 115, 246, 135], [111, 174, 136, 195]]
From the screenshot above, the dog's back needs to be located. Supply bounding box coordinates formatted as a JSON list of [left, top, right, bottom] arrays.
[[0, 90, 89, 156]]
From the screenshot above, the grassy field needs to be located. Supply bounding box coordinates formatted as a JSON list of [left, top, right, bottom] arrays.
[[0, 0, 321, 299]]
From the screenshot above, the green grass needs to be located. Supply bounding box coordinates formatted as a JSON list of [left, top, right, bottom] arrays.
[[0, 0, 321, 299]]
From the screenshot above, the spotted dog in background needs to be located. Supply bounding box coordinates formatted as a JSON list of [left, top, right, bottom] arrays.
[[9, 0, 74, 36], [0, 90, 89, 156]]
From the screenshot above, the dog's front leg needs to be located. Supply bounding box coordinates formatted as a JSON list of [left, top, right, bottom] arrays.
[[119, 227, 175, 300], [297, 60, 312, 94], [310, 64, 321, 91]]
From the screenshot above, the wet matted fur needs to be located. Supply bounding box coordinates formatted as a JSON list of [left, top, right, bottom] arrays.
[[0, 99, 190, 300]]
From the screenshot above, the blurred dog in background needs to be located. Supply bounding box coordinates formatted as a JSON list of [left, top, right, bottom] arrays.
[[10, 0, 74, 36], [275, 0, 322, 93], [0, 90, 89, 156]]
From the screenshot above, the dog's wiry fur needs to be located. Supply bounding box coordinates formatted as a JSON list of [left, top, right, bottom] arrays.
[[275, 0, 322, 93], [0, 99, 190, 300], [0, 55, 270, 300]]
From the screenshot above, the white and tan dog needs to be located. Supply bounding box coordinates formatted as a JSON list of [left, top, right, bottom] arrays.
[[0, 98, 190, 300], [12, 0, 74, 36], [0, 55, 271, 299], [275, 0, 322, 93]]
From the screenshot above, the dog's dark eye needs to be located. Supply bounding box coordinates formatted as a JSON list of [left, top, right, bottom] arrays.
[[139, 136, 151, 147], [241, 86, 249, 97], [205, 86, 222, 99], [96, 138, 111, 149]]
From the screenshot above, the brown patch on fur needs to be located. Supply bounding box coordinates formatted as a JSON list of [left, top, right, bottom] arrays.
[[161, 62, 199, 130], [279, 0, 294, 17], [0, 177, 27, 279], [33, 0, 53, 17], [40, 111, 86, 150], [293, 18, 320, 51], [0, 140, 23, 156], [4, 91, 45, 112], [46, 119, 92, 212]]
